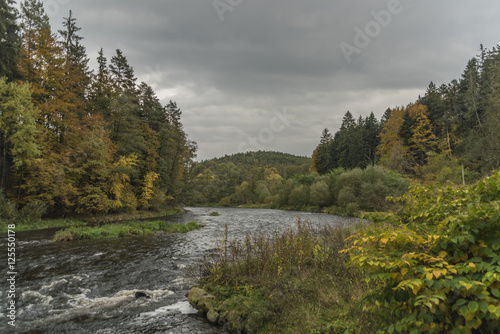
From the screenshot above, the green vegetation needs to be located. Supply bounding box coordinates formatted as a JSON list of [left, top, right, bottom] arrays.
[[0, 218, 85, 234], [343, 170, 500, 333], [1, 187, 184, 232], [190, 163, 408, 216], [311, 46, 500, 180], [0, 1, 196, 219], [195, 171, 500, 333], [53, 221, 200, 242], [210, 211, 220, 216], [198, 222, 389, 333]]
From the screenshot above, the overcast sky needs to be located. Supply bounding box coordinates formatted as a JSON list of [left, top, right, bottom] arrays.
[[29, 0, 500, 160]]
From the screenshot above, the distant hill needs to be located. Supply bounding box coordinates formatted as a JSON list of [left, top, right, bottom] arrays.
[[197, 151, 311, 177]]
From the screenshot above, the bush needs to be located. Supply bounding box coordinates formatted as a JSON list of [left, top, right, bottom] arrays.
[[309, 180, 331, 207], [0, 190, 16, 222], [18, 200, 48, 224], [343, 170, 500, 333], [199, 222, 385, 333], [149, 189, 169, 212]]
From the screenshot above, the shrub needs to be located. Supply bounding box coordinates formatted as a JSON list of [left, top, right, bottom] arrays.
[[148, 189, 169, 212], [18, 200, 48, 224], [309, 180, 331, 207], [0, 190, 16, 222], [199, 222, 384, 333], [343, 170, 500, 333]]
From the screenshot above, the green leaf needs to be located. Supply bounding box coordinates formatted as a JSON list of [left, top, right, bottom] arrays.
[[460, 305, 468, 317], [456, 298, 467, 306], [479, 301, 488, 313], [468, 301, 479, 313], [492, 289, 500, 297]]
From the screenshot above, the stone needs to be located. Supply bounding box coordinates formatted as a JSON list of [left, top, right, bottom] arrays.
[[135, 291, 150, 299], [206, 309, 220, 324], [187, 287, 216, 313]]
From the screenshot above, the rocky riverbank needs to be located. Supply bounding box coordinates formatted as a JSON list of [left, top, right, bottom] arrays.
[[188, 287, 265, 334]]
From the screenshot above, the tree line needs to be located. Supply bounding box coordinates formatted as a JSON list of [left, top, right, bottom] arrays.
[[0, 0, 196, 216], [312, 44, 500, 182]]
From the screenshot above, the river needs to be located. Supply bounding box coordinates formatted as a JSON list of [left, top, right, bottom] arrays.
[[0, 207, 361, 333]]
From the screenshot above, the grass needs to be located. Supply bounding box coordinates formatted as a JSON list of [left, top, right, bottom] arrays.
[[53, 221, 200, 242], [0, 207, 185, 234], [197, 221, 391, 333], [209, 211, 220, 216], [0, 218, 86, 233]]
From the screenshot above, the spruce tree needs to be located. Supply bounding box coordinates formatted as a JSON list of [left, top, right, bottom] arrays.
[[0, 0, 20, 80]]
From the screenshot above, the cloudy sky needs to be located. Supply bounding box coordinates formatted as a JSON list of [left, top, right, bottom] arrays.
[[33, 0, 500, 160]]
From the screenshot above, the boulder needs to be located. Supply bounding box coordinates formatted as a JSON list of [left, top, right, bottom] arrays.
[[187, 287, 216, 313], [135, 291, 150, 299], [207, 309, 220, 324]]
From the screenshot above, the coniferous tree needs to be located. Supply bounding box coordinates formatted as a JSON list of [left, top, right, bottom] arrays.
[[0, 0, 20, 80], [59, 11, 91, 103], [312, 128, 332, 174]]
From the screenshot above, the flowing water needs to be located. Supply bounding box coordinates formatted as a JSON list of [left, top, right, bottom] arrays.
[[0, 207, 361, 334]]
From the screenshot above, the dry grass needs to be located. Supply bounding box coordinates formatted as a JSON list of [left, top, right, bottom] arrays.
[[200, 220, 389, 333]]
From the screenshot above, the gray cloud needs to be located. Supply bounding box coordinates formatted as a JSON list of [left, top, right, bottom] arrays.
[[39, 0, 500, 160]]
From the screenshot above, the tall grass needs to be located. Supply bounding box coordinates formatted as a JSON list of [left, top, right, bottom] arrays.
[[200, 221, 389, 333], [53, 221, 200, 242]]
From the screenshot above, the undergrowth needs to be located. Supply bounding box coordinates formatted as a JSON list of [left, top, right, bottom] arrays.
[[53, 221, 200, 242], [199, 221, 390, 333]]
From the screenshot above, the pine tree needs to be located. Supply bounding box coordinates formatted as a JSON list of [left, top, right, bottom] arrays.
[[337, 111, 357, 169], [313, 128, 332, 174], [59, 11, 91, 104], [0, 0, 20, 80], [460, 58, 482, 130], [89, 48, 113, 116], [110, 49, 136, 94], [364, 112, 381, 166], [138, 82, 166, 131]]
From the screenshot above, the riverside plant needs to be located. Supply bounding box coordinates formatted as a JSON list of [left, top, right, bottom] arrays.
[[200, 220, 388, 333], [343, 170, 500, 333], [53, 221, 200, 242]]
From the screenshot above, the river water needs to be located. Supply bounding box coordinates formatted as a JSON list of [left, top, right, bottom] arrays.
[[0, 207, 360, 334]]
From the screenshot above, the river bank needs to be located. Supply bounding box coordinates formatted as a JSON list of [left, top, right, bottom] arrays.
[[0, 207, 185, 233], [192, 203, 368, 218], [5, 207, 361, 333], [188, 221, 388, 333]]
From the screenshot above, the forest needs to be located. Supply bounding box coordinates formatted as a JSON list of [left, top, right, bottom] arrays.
[[188, 44, 500, 215], [1, 0, 500, 221], [0, 0, 196, 219]]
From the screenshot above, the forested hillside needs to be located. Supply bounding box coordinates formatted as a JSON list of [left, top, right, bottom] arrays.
[[0, 0, 196, 216], [188, 44, 500, 214], [312, 44, 500, 182], [188, 151, 310, 205]]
